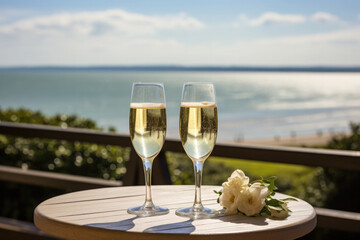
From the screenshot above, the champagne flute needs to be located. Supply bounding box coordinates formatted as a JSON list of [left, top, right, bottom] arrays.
[[176, 82, 218, 219], [128, 83, 169, 216]]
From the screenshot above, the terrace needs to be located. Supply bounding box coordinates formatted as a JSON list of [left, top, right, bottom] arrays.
[[0, 121, 359, 239]]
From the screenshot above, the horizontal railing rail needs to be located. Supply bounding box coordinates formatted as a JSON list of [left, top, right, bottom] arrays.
[[0, 165, 122, 191], [0, 121, 132, 146], [1, 121, 360, 235], [316, 208, 360, 233], [1, 121, 359, 171]]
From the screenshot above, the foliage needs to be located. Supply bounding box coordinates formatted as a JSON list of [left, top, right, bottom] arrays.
[[0, 107, 129, 221], [297, 123, 360, 240], [167, 122, 360, 213], [321, 122, 360, 212], [166, 152, 234, 185], [0, 107, 98, 129], [327, 122, 360, 150], [289, 122, 360, 212], [209, 157, 315, 195]]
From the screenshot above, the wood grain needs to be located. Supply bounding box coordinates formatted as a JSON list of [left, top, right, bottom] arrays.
[[34, 185, 316, 240]]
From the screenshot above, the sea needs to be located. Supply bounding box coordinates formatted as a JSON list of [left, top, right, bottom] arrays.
[[1, 69, 360, 142]]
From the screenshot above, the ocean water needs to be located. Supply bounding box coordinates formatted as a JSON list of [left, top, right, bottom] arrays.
[[0, 70, 360, 141]]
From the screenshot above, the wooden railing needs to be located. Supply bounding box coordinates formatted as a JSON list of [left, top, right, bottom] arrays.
[[1, 121, 360, 239]]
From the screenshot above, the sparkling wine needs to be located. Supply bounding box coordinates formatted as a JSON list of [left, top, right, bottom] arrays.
[[129, 102, 166, 161], [180, 101, 217, 162]]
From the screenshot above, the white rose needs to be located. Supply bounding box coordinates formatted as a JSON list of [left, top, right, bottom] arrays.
[[236, 182, 270, 216], [226, 169, 250, 194], [219, 169, 250, 214], [228, 169, 249, 187], [219, 182, 239, 214]]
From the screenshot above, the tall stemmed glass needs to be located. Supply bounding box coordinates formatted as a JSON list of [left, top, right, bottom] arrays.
[[128, 83, 169, 216], [176, 83, 218, 219]]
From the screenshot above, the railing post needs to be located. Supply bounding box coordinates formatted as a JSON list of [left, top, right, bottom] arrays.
[[152, 151, 172, 185], [123, 149, 172, 186], [122, 148, 144, 186]]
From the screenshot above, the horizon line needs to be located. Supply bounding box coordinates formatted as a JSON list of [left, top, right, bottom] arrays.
[[1, 65, 360, 72]]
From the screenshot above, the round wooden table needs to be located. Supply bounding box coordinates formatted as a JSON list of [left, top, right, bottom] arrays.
[[34, 185, 316, 240]]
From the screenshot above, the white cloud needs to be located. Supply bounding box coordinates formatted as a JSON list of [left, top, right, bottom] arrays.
[[0, 9, 359, 67], [235, 28, 360, 65], [258, 27, 360, 44], [0, 9, 204, 37], [311, 12, 340, 23], [236, 12, 345, 27], [1, 27, 359, 67], [248, 12, 306, 26]]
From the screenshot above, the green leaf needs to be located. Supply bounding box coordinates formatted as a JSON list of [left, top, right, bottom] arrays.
[[268, 181, 275, 192], [213, 190, 222, 196], [262, 176, 277, 183], [261, 176, 277, 192], [280, 202, 291, 212], [280, 198, 297, 202], [268, 205, 283, 211], [260, 205, 271, 216], [214, 190, 222, 203], [266, 198, 284, 208]]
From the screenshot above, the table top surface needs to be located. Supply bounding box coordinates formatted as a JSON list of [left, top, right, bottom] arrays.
[[34, 185, 316, 240]]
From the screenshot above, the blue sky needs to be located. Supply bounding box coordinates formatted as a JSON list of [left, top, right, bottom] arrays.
[[0, 0, 359, 66]]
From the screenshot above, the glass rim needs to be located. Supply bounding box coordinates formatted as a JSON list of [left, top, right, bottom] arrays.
[[131, 82, 166, 105], [132, 82, 164, 87], [183, 82, 214, 85], [181, 82, 216, 103]]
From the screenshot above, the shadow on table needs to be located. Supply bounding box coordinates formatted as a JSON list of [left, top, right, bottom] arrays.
[[86, 216, 138, 231], [218, 210, 268, 226], [86, 218, 195, 234], [144, 220, 195, 234]]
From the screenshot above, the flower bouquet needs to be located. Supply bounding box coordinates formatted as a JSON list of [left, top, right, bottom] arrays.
[[214, 169, 296, 219]]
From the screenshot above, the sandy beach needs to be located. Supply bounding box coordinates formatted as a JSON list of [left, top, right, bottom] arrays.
[[227, 132, 347, 147]]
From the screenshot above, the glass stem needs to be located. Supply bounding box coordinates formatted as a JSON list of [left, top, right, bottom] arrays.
[[193, 160, 204, 211], [143, 159, 154, 208]]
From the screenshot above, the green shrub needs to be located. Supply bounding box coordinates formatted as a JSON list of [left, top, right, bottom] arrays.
[[321, 122, 360, 212], [167, 122, 360, 213], [0, 108, 129, 221], [166, 152, 235, 186]]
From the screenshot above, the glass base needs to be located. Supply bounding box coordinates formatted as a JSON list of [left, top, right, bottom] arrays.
[[175, 206, 218, 219], [127, 204, 169, 217]]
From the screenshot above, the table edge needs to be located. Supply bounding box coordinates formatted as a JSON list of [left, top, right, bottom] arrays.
[[34, 185, 317, 240]]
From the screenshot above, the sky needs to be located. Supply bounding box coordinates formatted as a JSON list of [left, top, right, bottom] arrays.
[[0, 0, 360, 67]]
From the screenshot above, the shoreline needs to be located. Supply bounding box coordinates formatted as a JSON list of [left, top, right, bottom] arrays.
[[224, 132, 348, 147]]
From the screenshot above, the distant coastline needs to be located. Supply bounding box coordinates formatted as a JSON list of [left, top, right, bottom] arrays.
[[1, 70, 359, 141], [1, 65, 360, 72]]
